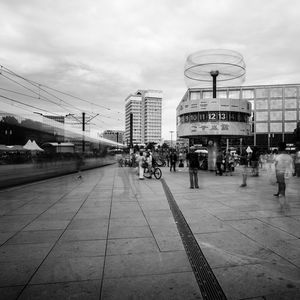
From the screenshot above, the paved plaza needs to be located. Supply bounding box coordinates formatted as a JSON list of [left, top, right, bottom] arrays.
[[0, 164, 299, 299]]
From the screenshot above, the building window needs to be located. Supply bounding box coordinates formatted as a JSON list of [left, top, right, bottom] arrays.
[[242, 89, 254, 99], [256, 88, 268, 98], [284, 111, 296, 121], [270, 87, 283, 98], [285, 98, 297, 109], [228, 90, 240, 99], [203, 91, 213, 99], [256, 123, 268, 133], [285, 87, 297, 98], [217, 90, 227, 98], [190, 92, 200, 101], [256, 111, 268, 121], [256, 99, 268, 110], [270, 99, 283, 109], [270, 111, 282, 121], [270, 123, 282, 132], [284, 122, 297, 132]]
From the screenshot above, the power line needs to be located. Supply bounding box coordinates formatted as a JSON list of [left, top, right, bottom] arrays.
[[0, 71, 82, 114], [0, 94, 62, 116], [1, 65, 124, 115]]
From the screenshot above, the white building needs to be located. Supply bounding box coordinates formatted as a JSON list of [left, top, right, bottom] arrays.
[[125, 90, 162, 145]]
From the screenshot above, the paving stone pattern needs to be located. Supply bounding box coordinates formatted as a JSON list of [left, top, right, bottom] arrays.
[[0, 164, 299, 299]]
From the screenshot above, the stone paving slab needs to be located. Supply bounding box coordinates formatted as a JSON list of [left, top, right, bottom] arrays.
[[0, 164, 299, 299]]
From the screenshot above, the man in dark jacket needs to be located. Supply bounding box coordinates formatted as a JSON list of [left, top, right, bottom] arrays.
[[169, 149, 177, 172], [186, 146, 199, 188]]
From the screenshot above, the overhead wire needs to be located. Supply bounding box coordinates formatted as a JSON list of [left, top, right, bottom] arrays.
[[1, 65, 125, 116]]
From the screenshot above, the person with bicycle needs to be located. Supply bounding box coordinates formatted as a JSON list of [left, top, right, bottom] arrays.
[[146, 150, 153, 178]]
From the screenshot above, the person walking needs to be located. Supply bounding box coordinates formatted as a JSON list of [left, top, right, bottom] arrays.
[[240, 149, 249, 187], [216, 149, 224, 176], [186, 146, 199, 189], [169, 149, 177, 172], [274, 142, 294, 209]]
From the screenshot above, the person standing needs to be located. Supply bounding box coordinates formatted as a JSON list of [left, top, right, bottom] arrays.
[[240, 149, 249, 187], [186, 146, 199, 189], [216, 149, 224, 176], [137, 151, 145, 180], [146, 150, 153, 178], [169, 149, 177, 172], [274, 142, 294, 209]]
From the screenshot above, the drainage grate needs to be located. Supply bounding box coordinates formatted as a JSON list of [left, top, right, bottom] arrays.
[[161, 179, 227, 300]]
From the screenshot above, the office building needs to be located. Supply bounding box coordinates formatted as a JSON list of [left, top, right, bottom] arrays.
[[102, 130, 124, 144], [125, 90, 162, 145], [177, 83, 300, 150]]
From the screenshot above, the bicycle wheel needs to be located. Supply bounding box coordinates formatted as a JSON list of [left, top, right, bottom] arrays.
[[153, 167, 162, 179], [143, 167, 151, 178]]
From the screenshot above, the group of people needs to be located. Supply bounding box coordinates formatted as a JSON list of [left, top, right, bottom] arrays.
[[240, 142, 296, 210], [135, 150, 153, 180]]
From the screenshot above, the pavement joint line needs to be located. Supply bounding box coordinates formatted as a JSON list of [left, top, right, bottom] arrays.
[[161, 178, 227, 300], [98, 167, 116, 300], [14, 171, 105, 300]]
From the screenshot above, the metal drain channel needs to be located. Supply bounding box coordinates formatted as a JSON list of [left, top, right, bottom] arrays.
[[161, 179, 227, 300]]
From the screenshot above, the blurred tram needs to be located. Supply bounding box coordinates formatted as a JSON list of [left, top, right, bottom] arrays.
[[0, 110, 124, 189]]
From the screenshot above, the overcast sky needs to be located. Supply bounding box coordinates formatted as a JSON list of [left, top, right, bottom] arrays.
[[1, 0, 300, 140]]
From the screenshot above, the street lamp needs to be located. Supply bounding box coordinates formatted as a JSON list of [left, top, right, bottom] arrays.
[[169, 130, 174, 148]]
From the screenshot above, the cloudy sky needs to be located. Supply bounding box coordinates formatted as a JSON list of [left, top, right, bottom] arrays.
[[1, 0, 299, 140]]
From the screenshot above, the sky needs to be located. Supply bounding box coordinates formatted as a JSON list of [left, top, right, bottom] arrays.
[[1, 0, 300, 140]]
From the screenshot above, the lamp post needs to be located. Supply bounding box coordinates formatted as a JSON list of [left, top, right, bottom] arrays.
[[169, 130, 174, 148]]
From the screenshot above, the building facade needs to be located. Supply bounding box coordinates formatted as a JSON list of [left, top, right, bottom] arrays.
[[102, 130, 124, 144], [177, 83, 300, 150], [125, 90, 162, 145]]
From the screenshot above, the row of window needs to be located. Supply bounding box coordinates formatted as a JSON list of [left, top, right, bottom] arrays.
[[178, 112, 250, 124], [189, 87, 299, 100], [252, 98, 299, 110], [255, 111, 300, 121], [256, 122, 297, 133]]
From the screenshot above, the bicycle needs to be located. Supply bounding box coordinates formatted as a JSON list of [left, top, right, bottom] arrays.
[[143, 162, 162, 179]]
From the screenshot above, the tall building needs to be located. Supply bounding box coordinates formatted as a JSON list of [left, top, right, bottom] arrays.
[[125, 90, 162, 145], [177, 83, 300, 150]]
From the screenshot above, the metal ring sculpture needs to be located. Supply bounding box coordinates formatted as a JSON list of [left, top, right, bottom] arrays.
[[184, 49, 246, 87]]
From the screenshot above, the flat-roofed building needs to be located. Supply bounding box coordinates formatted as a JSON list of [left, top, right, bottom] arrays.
[[125, 90, 162, 145], [177, 83, 300, 150]]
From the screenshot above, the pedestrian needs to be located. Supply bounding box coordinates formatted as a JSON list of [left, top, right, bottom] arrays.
[[166, 153, 170, 167], [224, 150, 233, 176], [274, 142, 294, 209], [216, 149, 224, 176], [295, 147, 300, 177], [137, 151, 145, 180], [250, 147, 259, 176], [146, 150, 153, 178], [169, 149, 177, 172], [240, 149, 249, 187], [186, 146, 199, 189], [76, 154, 84, 179]]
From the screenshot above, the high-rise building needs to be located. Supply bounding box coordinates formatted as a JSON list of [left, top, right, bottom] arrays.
[[125, 90, 162, 145]]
